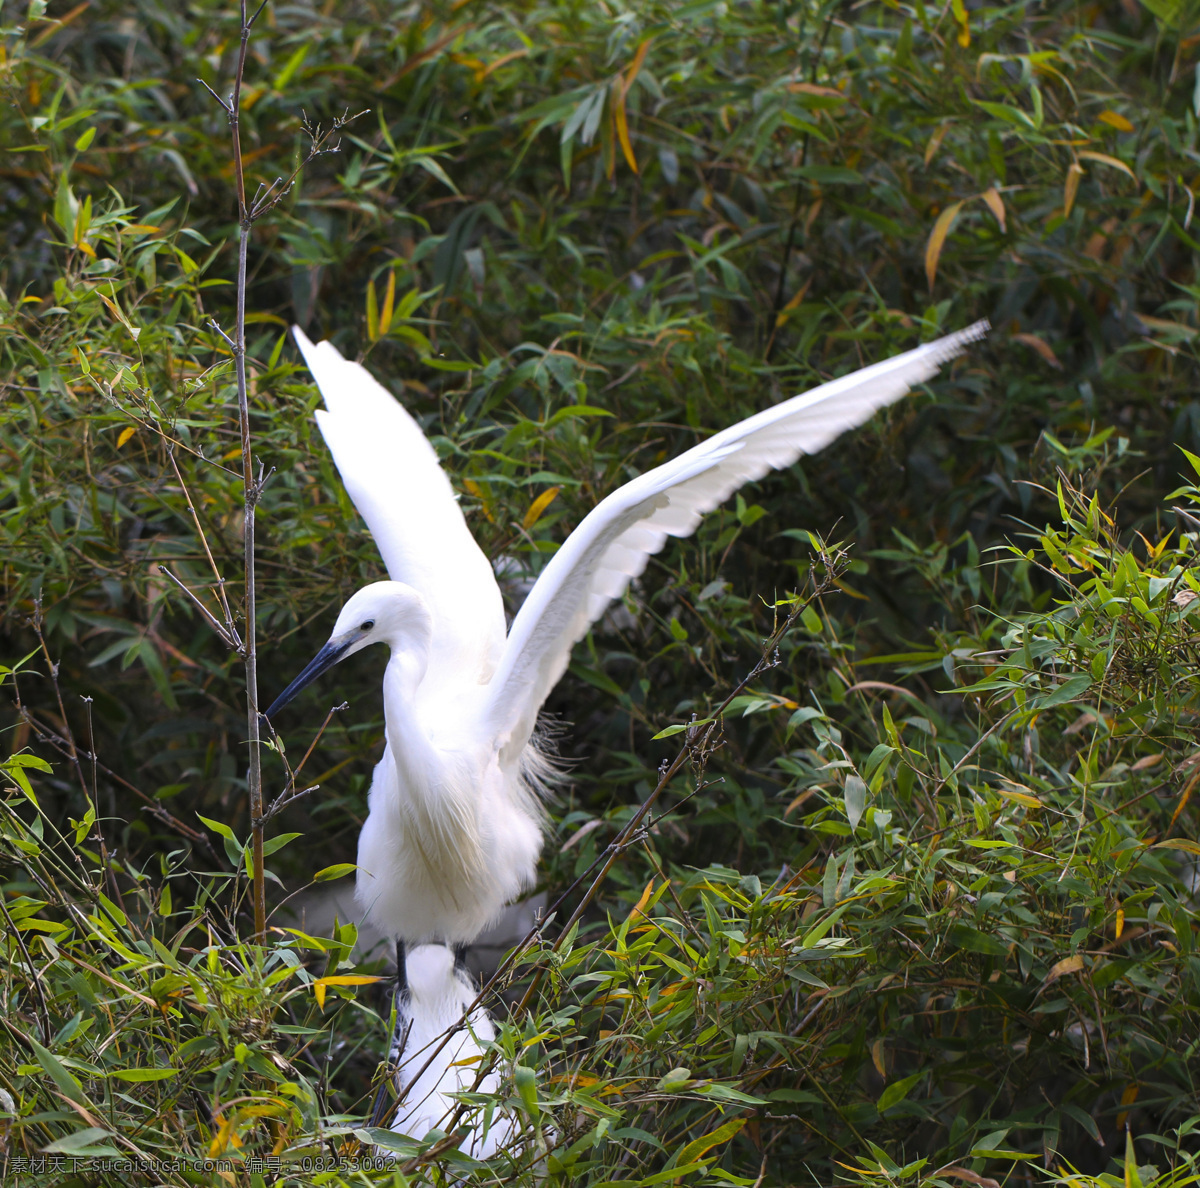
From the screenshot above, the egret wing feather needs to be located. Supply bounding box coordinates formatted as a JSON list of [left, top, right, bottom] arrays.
[[293, 328, 506, 687], [484, 322, 988, 762]]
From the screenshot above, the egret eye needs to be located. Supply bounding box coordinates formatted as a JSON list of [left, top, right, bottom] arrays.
[[360, 619, 375, 631]]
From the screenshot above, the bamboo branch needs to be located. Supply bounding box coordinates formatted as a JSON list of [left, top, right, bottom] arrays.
[[195, 4, 364, 943], [157, 565, 241, 651]]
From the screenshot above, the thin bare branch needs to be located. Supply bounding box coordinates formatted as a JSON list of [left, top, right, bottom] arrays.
[[249, 108, 368, 221], [0, 894, 52, 1044], [259, 783, 320, 829], [208, 317, 236, 350], [17, 707, 212, 850], [157, 565, 240, 651], [166, 450, 240, 644], [197, 77, 232, 113]]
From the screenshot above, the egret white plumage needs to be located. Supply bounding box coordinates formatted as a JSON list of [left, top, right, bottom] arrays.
[[382, 944, 517, 1158], [266, 318, 988, 1136]]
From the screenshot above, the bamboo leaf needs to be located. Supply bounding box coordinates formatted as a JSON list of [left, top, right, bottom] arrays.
[[379, 269, 396, 336], [1063, 162, 1084, 217], [1077, 150, 1135, 180], [522, 485, 561, 529], [675, 1118, 746, 1167], [924, 201, 963, 289], [366, 279, 379, 342], [981, 186, 1006, 231]]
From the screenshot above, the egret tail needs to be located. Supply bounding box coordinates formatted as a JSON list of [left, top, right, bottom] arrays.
[[380, 943, 518, 1159]]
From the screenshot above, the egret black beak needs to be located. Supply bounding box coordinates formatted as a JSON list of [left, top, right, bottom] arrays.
[[264, 634, 356, 720]]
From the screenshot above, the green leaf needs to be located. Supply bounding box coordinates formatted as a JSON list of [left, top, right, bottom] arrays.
[[514, 1063, 540, 1121], [1139, 0, 1200, 30], [675, 1118, 747, 1168], [314, 863, 357, 882], [273, 42, 310, 90], [878, 1070, 925, 1112], [795, 165, 863, 184], [28, 1037, 87, 1104], [947, 924, 1010, 957], [42, 1128, 121, 1158], [787, 706, 824, 732], [652, 718, 713, 740], [971, 99, 1038, 130], [353, 1128, 421, 1155], [261, 831, 302, 857], [1036, 672, 1091, 708], [413, 154, 460, 194], [844, 775, 867, 830], [109, 1067, 177, 1082], [801, 903, 849, 948], [196, 813, 236, 842]]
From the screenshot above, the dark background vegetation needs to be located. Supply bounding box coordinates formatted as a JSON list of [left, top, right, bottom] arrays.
[[1, 0, 1199, 1184]]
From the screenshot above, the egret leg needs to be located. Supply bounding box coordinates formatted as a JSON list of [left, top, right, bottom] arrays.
[[369, 939, 408, 1127]]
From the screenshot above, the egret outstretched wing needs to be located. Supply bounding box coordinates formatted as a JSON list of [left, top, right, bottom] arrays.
[[483, 322, 988, 762], [293, 328, 506, 687]]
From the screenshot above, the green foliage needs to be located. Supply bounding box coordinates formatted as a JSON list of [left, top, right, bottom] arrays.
[[3, 0, 1200, 1184]]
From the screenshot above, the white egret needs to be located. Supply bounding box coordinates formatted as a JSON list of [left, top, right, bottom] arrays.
[[266, 318, 988, 1133]]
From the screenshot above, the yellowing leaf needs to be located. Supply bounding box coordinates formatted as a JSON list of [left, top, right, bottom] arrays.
[[995, 783, 1041, 808], [463, 477, 495, 523], [951, 0, 970, 46], [774, 278, 812, 328], [1077, 150, 1135, 180], [1136, 315, 1199, 340], [1013, 332, 1062, 369], [613, 79, 637, 175], [626, 877, 655, 926], [209, 1115, 236, 1157], [675, 1118, 746, 1168], [523, 486, 561, 529], [981, 186, 1006, 232], [784, 787, 821, 818], [924, 122, 951, 166], [1098, 110, 1134, 132], [1116, 1083, 1139, 1130], [787, 82, 847, 99], [1043, 953, 1084, 984], [924, 201, 963, 290], [99, 292, 140, 341], [1064, 162, 1084, 218], [1115, 906, 1125, 939], [312, 975, 383, 1008], [625, 36, 653, 89], [480, 48, 529, 79], [1152, 837, 1200, 855], [117, 427, 137, 448], [607, 37, 651, 177], [379, 269, 396, 337], [871, 1037, 887, 1077], [1169, 769, 1200, 832], [939, 1169, 1000, 1188]]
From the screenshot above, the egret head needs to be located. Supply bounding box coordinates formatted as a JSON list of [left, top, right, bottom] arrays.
[[264, 581, 430, 720]]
